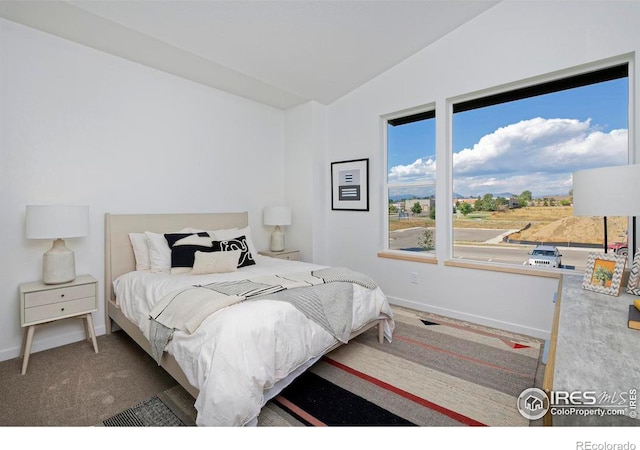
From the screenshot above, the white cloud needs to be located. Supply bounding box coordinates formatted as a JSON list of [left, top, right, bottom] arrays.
[[388, 157, 436, 184], [388, 117, 627, 197]]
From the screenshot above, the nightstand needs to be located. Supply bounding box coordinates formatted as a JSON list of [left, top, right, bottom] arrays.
[[19, 274, 99, 375], [258, 249, 300, 261]]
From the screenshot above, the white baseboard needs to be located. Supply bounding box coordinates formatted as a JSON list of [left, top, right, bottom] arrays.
[[388, 296, 551, 341]]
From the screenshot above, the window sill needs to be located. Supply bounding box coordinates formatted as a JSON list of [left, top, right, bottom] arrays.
[[377, 251, 437, 264], [444, 259, 563, 278], [377, 252, 567, 278]]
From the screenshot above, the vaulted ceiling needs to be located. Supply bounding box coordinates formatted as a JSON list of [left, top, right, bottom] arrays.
[[0, 1, 498, 109]]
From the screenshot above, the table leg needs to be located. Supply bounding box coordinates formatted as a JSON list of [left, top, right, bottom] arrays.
[[20, 328, 27, 358], [85, 314, 99, 353], [83, 317, 90, 341], [21, 326, 35, 375]]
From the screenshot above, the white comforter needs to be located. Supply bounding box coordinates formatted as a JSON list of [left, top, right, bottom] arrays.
[[113, 255, 394, 426]]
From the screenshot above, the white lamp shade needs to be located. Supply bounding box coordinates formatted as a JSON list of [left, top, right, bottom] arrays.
[[572, 165, 640, 217], [26, 205, 89, 239], [263, 206, 292, 226]]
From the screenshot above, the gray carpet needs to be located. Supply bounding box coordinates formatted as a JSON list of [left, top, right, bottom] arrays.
[[0, 331, 179, 426]]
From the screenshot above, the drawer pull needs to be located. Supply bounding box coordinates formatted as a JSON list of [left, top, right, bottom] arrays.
[[61, 294, 65, 298], [61, 307, 65, 312]]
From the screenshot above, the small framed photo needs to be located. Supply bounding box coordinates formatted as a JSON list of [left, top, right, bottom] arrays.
[[331, 158, 369, 211], [627, 252, 640, 296], [582, 252, 627, 296]]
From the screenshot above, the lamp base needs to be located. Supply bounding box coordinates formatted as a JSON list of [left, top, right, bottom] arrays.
[[43, 239, 76, 284], [270, 226, 285, 252]]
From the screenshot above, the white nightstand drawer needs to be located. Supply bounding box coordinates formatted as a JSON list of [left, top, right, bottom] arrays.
[[24, 296, 96, 324], [24, 283, 95, 308], [278, 251, 300, 261], [258, 250, 300, 261]]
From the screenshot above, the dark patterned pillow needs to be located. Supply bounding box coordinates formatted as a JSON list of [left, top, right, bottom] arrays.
[[211, 235, 256, 268], [165, 232, 213, 269], [171, 244, 217, 269]]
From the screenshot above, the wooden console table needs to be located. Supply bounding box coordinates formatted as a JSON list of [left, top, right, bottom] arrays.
[[543, 274, 640, 426]]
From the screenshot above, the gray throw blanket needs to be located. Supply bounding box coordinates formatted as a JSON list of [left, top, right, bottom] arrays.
[[249, 282, 354, 343], [148, 267, 377, 364], [311, 267, 377, 289]]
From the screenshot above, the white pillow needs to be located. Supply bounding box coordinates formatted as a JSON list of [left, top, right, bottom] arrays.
[[128, 233, 150, 271], [173, 234, 213, 247], [211, 226, 258, 258], [145, 228, 192, 273], [190, 250, 241, 275]]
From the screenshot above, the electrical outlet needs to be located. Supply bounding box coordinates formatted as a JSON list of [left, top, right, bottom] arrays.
[[410, 272, 418, 284]]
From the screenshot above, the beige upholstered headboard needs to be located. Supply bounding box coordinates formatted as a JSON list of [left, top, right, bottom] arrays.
[[104, 212, 249, 302]]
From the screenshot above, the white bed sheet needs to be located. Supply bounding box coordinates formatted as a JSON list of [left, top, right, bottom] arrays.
[[113, 255, 394, 426]]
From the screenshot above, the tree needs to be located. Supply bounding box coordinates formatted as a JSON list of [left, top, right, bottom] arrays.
[[418, 228, 435, 251], [473, 196, 482, 211], [411, 201, 422, 215], [520, 190, 533, 201], [475, 193, 497, 211], [518, 190, 532, 207], [459, 202, 473, 216], [429, 204, 436, 220]]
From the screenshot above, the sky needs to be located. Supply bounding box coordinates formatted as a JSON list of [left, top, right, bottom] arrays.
[[387, 77, 628, 198]]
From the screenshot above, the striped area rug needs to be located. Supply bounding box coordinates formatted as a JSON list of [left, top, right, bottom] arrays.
[[259, 306, 544, 427]]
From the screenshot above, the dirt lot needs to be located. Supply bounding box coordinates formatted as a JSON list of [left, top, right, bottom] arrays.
[[390, 206, 628, 245]]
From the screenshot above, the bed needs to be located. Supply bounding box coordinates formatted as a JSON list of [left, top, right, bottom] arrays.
[[104, 211, 394, 426]]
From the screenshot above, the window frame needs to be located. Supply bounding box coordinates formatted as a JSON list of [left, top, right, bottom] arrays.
[[381, 105, 437, 260], [446, 56, 634, 274]]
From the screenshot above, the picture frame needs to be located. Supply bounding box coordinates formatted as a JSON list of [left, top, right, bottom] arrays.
[[582, 252, 627, 296], [627, 251, 640, 296], [331, 158, 369, 211]]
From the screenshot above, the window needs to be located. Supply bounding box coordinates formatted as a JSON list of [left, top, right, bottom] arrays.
[[386, 110, 436, 254], [451, 63, 629, 271]]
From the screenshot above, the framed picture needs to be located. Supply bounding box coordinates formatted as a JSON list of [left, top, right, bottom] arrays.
[[627, 251, 640, 296], [331, 158, 369, 211], [582, 252, 627, 296]]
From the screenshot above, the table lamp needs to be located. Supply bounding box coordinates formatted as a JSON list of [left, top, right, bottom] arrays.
[[26, 205, 89, 284], [573, 164, 640, 255], [263, 206, 292, 252]]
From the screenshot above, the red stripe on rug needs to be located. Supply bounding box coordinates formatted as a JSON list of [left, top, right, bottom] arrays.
[[501, 340, 530, 349], [274, 395, 327, 427], [394, 334, 533, 378], [324, 357, 486, 426]]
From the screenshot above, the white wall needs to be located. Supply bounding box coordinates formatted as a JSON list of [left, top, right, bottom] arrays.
[[321, 1, 640, 338], [283, 101, 328, 263], [0, 18, 287, 361]]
